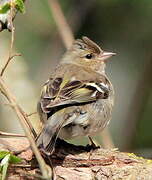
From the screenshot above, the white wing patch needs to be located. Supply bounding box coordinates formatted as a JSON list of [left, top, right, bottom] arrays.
[[86, 82, 109, 98], [86, 82, 105, 93], [99, 82, 109, 89]]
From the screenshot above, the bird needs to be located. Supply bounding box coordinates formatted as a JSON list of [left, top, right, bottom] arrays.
[[36, 36, 115, 155]]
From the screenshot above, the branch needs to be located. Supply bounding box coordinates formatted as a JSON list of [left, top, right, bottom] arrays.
[[27, 112, 37, 117], [0, 131, 25, 137], [0, 1, 15, 76], [1, 138, 152, 180], [0, 77, 52, 179], [0, 53, 21, 76], [48, 0, 74, 49]]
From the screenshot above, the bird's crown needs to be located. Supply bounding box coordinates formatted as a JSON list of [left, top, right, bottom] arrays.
[[74, 36, 103, 54]]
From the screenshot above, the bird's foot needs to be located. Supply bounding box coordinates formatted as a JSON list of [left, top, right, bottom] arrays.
[[86, 136, 100, 160], [88, 136, 100, 149]]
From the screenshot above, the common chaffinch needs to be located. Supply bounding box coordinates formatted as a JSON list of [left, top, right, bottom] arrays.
[[37, 37, 115, 155]]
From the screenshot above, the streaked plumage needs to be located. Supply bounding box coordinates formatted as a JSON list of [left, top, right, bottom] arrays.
[[36, 37, 115, 155]]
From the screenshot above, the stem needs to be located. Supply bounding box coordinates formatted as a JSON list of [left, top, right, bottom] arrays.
[[0, 131, 25, 137], [48, 0, 74, 49], [0, 77, 52, 179]]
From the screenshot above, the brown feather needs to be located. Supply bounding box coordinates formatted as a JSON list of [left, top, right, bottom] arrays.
[[74, 36, 102, 54]]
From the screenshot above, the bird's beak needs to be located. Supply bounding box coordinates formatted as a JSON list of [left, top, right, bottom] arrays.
[[98, 51, 116, 61]]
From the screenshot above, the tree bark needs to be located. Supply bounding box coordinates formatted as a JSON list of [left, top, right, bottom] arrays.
[[0, 138, 152, 180]]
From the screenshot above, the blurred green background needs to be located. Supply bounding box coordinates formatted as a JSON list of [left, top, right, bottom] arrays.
[[0, 0, 152, 158]]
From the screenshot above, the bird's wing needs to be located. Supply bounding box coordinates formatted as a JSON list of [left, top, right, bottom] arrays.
[[40, 74, 110, 114]]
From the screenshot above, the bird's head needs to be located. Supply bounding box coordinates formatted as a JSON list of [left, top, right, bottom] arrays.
[[62, 36, 116, 73]]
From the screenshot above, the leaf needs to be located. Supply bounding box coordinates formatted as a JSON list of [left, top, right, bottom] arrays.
[[15, 0, 25, 13], [0, 151, 21, 163], [0, 3, 11, 14], [9, 154, 21, 163], [0, 152, 9, 160], [0, 154, 10, 180], [0, 152, 22, 180]]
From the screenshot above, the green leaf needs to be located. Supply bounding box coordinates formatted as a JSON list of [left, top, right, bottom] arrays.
[[0, 151, 21, 163], [9, 154, 21, 163], [15, 0, 25, 13], [0, 152, 9, 160], [0, 154, 10, 180], [0, 151, 22, 180], [0, 3, 11, 14]]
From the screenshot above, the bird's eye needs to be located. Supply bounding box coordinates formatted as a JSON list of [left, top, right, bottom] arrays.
[[85, 53, 93, 59]]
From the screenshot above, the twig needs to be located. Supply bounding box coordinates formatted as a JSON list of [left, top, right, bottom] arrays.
[[0, 53, 21, 76], [3, 101, 37, 138], [10, 164, 31, 168], [0, 77, 52, 179], [0, 0, 21, 77], [0, 3, 15, 76], [48, 0, 74, 49], [27, 112, 37, 117], [0, 131, 25, 137]]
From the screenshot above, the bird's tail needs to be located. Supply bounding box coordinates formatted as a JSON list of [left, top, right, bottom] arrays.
[[36, 110, 65, 155]]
